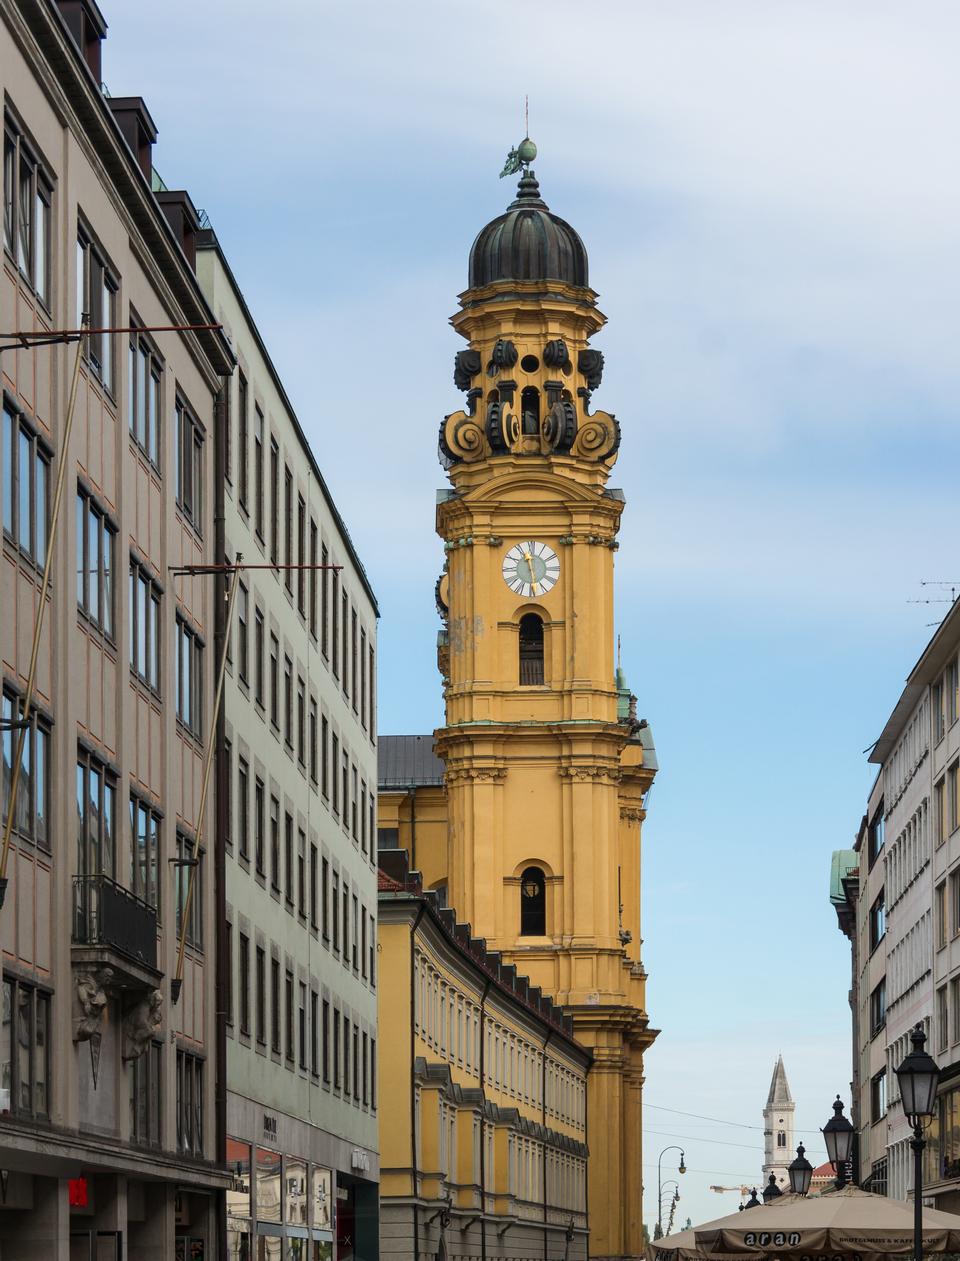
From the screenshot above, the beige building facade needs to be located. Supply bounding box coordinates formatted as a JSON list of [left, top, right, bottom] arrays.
[[1, 0, 234, 1257], [196, 232, 380, 1260]]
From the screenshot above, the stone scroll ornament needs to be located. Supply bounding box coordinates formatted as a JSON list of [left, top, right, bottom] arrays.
[[439, 410, 486, 464], [486, 399, 520, 453], [491, 339, 518, 370], [570, 409, 621, 462], [453, 349, 482, 391], [122, 989, 163, 1062]]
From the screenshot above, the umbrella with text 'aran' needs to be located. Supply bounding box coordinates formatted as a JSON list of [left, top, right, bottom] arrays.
[[693, 1185, 960, 1256]]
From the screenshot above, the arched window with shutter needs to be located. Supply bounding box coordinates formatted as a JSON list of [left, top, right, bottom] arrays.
[[520, 867, 546, 936], [519, 614, 544, 685]]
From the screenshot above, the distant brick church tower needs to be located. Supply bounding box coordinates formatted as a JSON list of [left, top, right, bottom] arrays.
[[763, 1056, 796, 1190]]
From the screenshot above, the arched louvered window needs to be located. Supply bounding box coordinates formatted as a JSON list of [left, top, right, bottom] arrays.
[[521, 386, 540, 435], [519, 614, 544, 685], [520, 867, 546, 936]]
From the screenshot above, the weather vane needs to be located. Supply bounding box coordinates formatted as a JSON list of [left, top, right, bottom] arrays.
[[500, 94, 537, 177]]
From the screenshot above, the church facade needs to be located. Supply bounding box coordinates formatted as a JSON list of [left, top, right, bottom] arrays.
[[379, 149, 659, 1260]]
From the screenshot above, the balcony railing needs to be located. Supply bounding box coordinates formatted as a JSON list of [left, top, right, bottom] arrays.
[[73, 874, 157, 971]]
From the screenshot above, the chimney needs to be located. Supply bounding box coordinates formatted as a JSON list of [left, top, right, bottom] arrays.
[[107, 97, 158, 183], [56, 0, 107, 84], [155, 190, 201, 272]]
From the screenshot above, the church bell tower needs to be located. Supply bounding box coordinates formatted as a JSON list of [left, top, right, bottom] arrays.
[[434, 142, 658, 1260]]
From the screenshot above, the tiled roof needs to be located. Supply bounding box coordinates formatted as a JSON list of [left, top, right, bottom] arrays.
[[378, 734, 445, 789]]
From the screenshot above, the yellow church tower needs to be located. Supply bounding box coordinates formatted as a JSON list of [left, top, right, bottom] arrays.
[[432, 143, 659, 1260]]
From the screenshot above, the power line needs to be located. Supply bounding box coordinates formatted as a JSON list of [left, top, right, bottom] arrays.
[[644, 1128, 761, 1152], [645, 1102, 829, 1137]]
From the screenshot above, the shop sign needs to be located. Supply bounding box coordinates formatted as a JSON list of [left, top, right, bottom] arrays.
[[350, 1149, 370, 1172]]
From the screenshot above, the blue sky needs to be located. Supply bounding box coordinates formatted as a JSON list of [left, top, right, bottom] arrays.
[[109, 0, 960, 1229]]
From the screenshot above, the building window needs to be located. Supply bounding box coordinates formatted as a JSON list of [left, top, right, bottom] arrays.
[[237, 371, 248, 509], [936, 778, 947, 847], [285, 970, 294, 1064], [307, 844, 318, 931], [870, 978, 886, 1035], [174, 397, 203, 530], [351, 766, 358, 840], [175, 1048, 204, 1156], [321, 716, 330, 799], [940, 985, 950, 1052], [284, 656, 293, 749], [270, 797, 280, 892], [937, 880, 948, 949], [254, 778, 265, 876], [239, 931, 250, 1036], [237, 757, 250, 861], [341, 591, 349, 692], [309, 520, 318, 638], [3, 404, 48, 565], [297, 495, 306, 615], [333, 1008, 341, 1088], [269, 438, 279, 565], [0, 977, 50, 1120], [4, 118, 52, 304], [254, 608, 265, 708], [309, 698, 318, 784], [1, 689, 49, 849], [283, 466, 293, 593], [519, 614, 545, 685], [76, 226, 117, 391], [332, 872, 340, 951], [322, 857, 330, 940], [129, 1040, 161, 1148], [223, 737, 233, 852], [254, 407, 264, 537], [225, 920, 232, 1025], [950, 762, 959, 836], [869, 1069, 886, 1123], [331, 569, 339, 676], [343, 1017, 351, 1096], [76, 749, 116, 878], [270, 957, 281, 1054], [175, 616, 203, 737], [285, 812, 294, 908], [297, 677, 306, 767], [76, 488, 116, 636], [299, 982, 307, 1069], [311, 990, 319, 1077], [322, 999, 330, 1082], [129, 794, 160, 910], [368, 644, 375, 738], [175, 833, 203, 950], [321, 544, 330, 657], [520, 866, 546, 936], [298, 829, 306, 919], [269, 634, 279, 730], [128, 324, 162, 466], [255, 946, 266, 1045], [237, 583, 249, 685], [129, 559, 161, 689], [360, 627, 367, 729], [935, 679, 947, 744], [351, 607, 358, 711], [342, 754, 349, 833], [777, 1130, 786, 1148], [331, 734, 339, 815], [867, 804, 884, 868], [869, 890, 885, 951]]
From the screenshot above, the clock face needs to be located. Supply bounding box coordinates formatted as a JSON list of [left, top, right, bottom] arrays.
[[502, 541, 560, 598]]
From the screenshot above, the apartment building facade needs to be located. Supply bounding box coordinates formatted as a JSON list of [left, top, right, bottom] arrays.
[[836, 599, 960, 1205], [1, 0, 234, 1256], [196, 233, 380, 1261], [377, 848, 590, 1261]]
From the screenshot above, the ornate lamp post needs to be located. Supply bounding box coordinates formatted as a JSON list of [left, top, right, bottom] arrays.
[[788, 1142, 813, 1196], [743, 1188, 762, 1209], [822, 1096, 855, 1189], [656, 1147, 686, 1238], [895, 1023, 941, 1261]]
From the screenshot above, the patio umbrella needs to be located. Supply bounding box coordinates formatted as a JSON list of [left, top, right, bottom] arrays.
[[693, 1185, 960, 1255], [649, 1214, 755, 1261]]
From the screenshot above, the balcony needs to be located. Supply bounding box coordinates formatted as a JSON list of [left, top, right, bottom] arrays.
[[72, 875, 160, 987]]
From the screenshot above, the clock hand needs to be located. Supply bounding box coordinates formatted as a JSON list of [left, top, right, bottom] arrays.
[[523, 548, 539, 596]]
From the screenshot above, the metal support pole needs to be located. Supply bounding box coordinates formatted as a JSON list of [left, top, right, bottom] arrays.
[[913, 1125, 924, 1261]]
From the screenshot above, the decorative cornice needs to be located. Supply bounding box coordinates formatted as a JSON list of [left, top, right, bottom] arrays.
[[559, 765, 621, 784], [445, 767, 507, 785], [619, 807, 644, 823]]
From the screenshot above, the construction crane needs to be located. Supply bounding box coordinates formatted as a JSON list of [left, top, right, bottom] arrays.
[[709, 1185, 751, 1197]]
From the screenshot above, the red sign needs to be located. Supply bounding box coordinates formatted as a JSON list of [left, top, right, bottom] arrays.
[[68, 1178, 88, 1208]]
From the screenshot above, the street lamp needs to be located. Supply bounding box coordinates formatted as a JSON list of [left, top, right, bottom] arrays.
[[822, 1096, 855, 1189], [895, 1022, 941, 1261], [787, 1142, 813, 1196], [761, 1173, 783, 1203], [656, 1147, 686, 1238]]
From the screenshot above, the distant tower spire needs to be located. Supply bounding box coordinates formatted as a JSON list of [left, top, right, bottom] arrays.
[[762, 1055, 796, 1189]]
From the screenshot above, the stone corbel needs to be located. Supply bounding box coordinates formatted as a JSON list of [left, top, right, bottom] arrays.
[[122, 989, 163, 1062], [73, 967, 114, 1044]]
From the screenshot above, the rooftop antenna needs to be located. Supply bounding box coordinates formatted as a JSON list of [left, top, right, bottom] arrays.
[[525, 93, 529, 139]]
